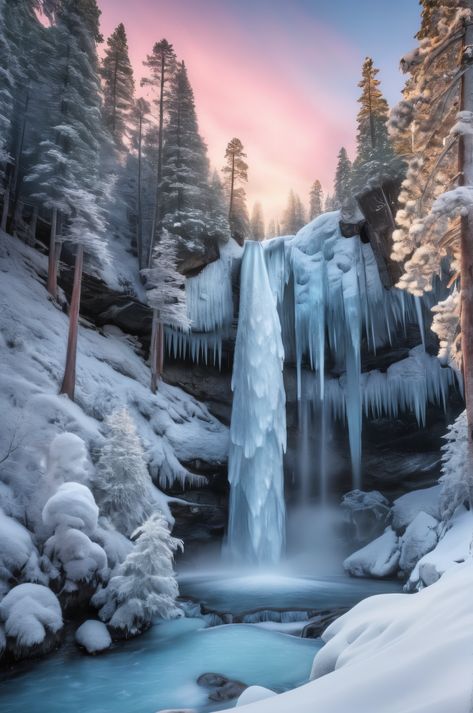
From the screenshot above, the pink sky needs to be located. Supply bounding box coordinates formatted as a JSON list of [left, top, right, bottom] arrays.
[[98, 0, 411, 223]]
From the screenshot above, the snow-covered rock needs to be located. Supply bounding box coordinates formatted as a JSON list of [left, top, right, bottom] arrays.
[[236, 686, 277, 707], [398, 511, 438, 574], [391, 486, 441, 532], [0, 583, 62, 660], [341, 489, 390, 542], [343, 527, 399, 578], [75, 620, 111, 654], [0, 509, 45, 596], [407, 507, 473, 590]]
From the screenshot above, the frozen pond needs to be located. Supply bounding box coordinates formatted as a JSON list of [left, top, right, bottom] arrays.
[[0, 617, 321, 713]]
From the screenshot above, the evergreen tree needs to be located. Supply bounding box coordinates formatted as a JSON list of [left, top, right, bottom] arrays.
[[100, 23, 135, 151], [206, 170, 231, 244], [222, 137, 249, 244], [128, 97, 150, 267], [266, 217, 276, 238], [141, 39, 176, 266], [281, 190, 306, 234], [250, 202, 265, 241], [94, 408, 156, 536], [92, 512, 183, 637], [390, 0, 473, 486], [351, 57, 397, 193], [0, 0, 14, 189], [333, 147, 352, 208], [324, 193, 337, 212], [309, 179, 323, 219]]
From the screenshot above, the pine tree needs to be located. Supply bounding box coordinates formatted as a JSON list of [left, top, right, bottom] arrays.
[[333, 147, 352, 208], [309, 179, 323, 220], [128, 97, 150, 267], [206, 170, 231, 244], [439, 410, 470, 523], [281, 190, 306, 234], [351, 57, 397, 193], [92, 512, 183, 637], [222, 137, 249, 244], [390, 1, 473, 489], [0, 0, 14, 201], [267, 217, 276, 238], [250, 202, 265, 241], [141, 39, 176, 267], [100, 23, 135, 151], [94, 409, 156, 536]]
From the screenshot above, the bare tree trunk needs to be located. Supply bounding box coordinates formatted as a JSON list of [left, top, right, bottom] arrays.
[[59, 244, 84, 400], [460, 11, 473, 503], [47, 207, 58, 299], [136, 114, 143, 268], [1, 181, 10, 233], [28, 205, 38, 246], [148, 54, 167, 269], [150, 308, 160, 393]]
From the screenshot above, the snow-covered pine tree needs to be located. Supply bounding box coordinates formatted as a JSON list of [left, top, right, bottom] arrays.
[[281, 190, 306, 234], [206, 170, 231, 244], [439, 410, 470, 522], [141, 39, 177, 267], [250, 202, 265, 240], [92, 512, 183, 638], [100, 23, 135, 151], [390, 0, 473, 483], [309, 179, 323, 220], [142, 228, 189, 392], [351, 57, 398, 194], [222, 137, 250, 244], [94, 408, 155, 536], [24, 0, 107, 304], [333, 147, 352, 208]]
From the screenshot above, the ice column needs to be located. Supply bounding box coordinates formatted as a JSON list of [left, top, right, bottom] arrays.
[[227, 241, 287, 564]]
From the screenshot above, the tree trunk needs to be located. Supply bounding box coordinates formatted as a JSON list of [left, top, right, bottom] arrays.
[[136, 114, 143, 268], [148, 54, 167, 269], [59, 244, 84, 401], [47, 208, 58, 299], [28, 206, 38, 246], [1, 180, 10, 233], [150, 308, 161, 393], [460, 10, 473, 503]]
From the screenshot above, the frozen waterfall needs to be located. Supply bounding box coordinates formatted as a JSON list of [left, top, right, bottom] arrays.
[[226, 241, 286, 564]]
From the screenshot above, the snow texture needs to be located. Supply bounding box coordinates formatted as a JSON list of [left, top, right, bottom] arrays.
[[0, 509, 45, 596], [0, 232, 228, 508], [0, 583, 62, 652], [75, 620, 111, 654], [237, 686, 277, 707], [227, 241, 286, 564], [343, 527, 400, 578], [398, 512, 439, 574], [391, 486, 441, 532]]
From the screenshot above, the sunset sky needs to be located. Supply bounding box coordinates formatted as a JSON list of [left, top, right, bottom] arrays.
[[98, 0, 420, 222]]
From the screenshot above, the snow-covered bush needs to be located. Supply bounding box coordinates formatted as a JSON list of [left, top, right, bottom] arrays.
[[0, 583, 63, 660], [439, 410, 471, 523], [0, 509, 46, 597], [42, 483, 108, 603], [94, 408, 156, 536], [92, 512, 182, 638]]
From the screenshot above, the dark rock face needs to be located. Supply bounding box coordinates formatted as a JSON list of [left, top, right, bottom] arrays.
[[301, 608, 348, 639], [164, 363, 233, 425], [176, 237, 220, 277]]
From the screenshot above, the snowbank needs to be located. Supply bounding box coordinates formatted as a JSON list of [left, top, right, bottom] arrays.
[[226, 561, 473, 713], [75, 620, 111, 654], [0, 583, 62, 659]]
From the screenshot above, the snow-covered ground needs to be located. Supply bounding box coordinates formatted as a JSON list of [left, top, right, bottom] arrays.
[[0, 231, 228, 508], [230, 559, 473, 713]]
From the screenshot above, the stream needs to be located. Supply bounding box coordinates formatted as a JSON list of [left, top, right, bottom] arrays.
[[0, 572, 401, 713]]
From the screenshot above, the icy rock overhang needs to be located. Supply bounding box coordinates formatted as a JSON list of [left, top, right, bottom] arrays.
[[263, 211, 455, 487]]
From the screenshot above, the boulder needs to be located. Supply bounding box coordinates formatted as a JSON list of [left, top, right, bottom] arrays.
[[344, 527, 400, 578]]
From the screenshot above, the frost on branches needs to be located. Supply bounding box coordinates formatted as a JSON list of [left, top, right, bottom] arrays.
[[92, 512, 182, 638], [94, 408, 157, 536], [439, 410, 471, 522]]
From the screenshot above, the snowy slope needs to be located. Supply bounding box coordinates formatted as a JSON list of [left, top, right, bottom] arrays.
[[0, 233, 228, 515], [232, 560, 473, 713]]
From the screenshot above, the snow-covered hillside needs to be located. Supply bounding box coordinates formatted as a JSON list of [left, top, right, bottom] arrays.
[[0, 232, 228, 499]]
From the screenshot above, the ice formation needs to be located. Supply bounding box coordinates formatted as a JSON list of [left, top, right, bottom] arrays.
[[227, 241, 286, 563]]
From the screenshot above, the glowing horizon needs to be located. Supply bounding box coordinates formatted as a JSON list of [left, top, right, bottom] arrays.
[[98, 0, 420, 225]]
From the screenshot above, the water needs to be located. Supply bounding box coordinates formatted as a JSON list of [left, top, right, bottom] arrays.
[[0, 618, 321, 713]]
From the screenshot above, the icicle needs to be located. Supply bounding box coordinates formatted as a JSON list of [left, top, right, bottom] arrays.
[[414, 295, 426, 349]]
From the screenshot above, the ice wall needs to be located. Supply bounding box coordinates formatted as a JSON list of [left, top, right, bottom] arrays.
[[227, 241, 286, 563]]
